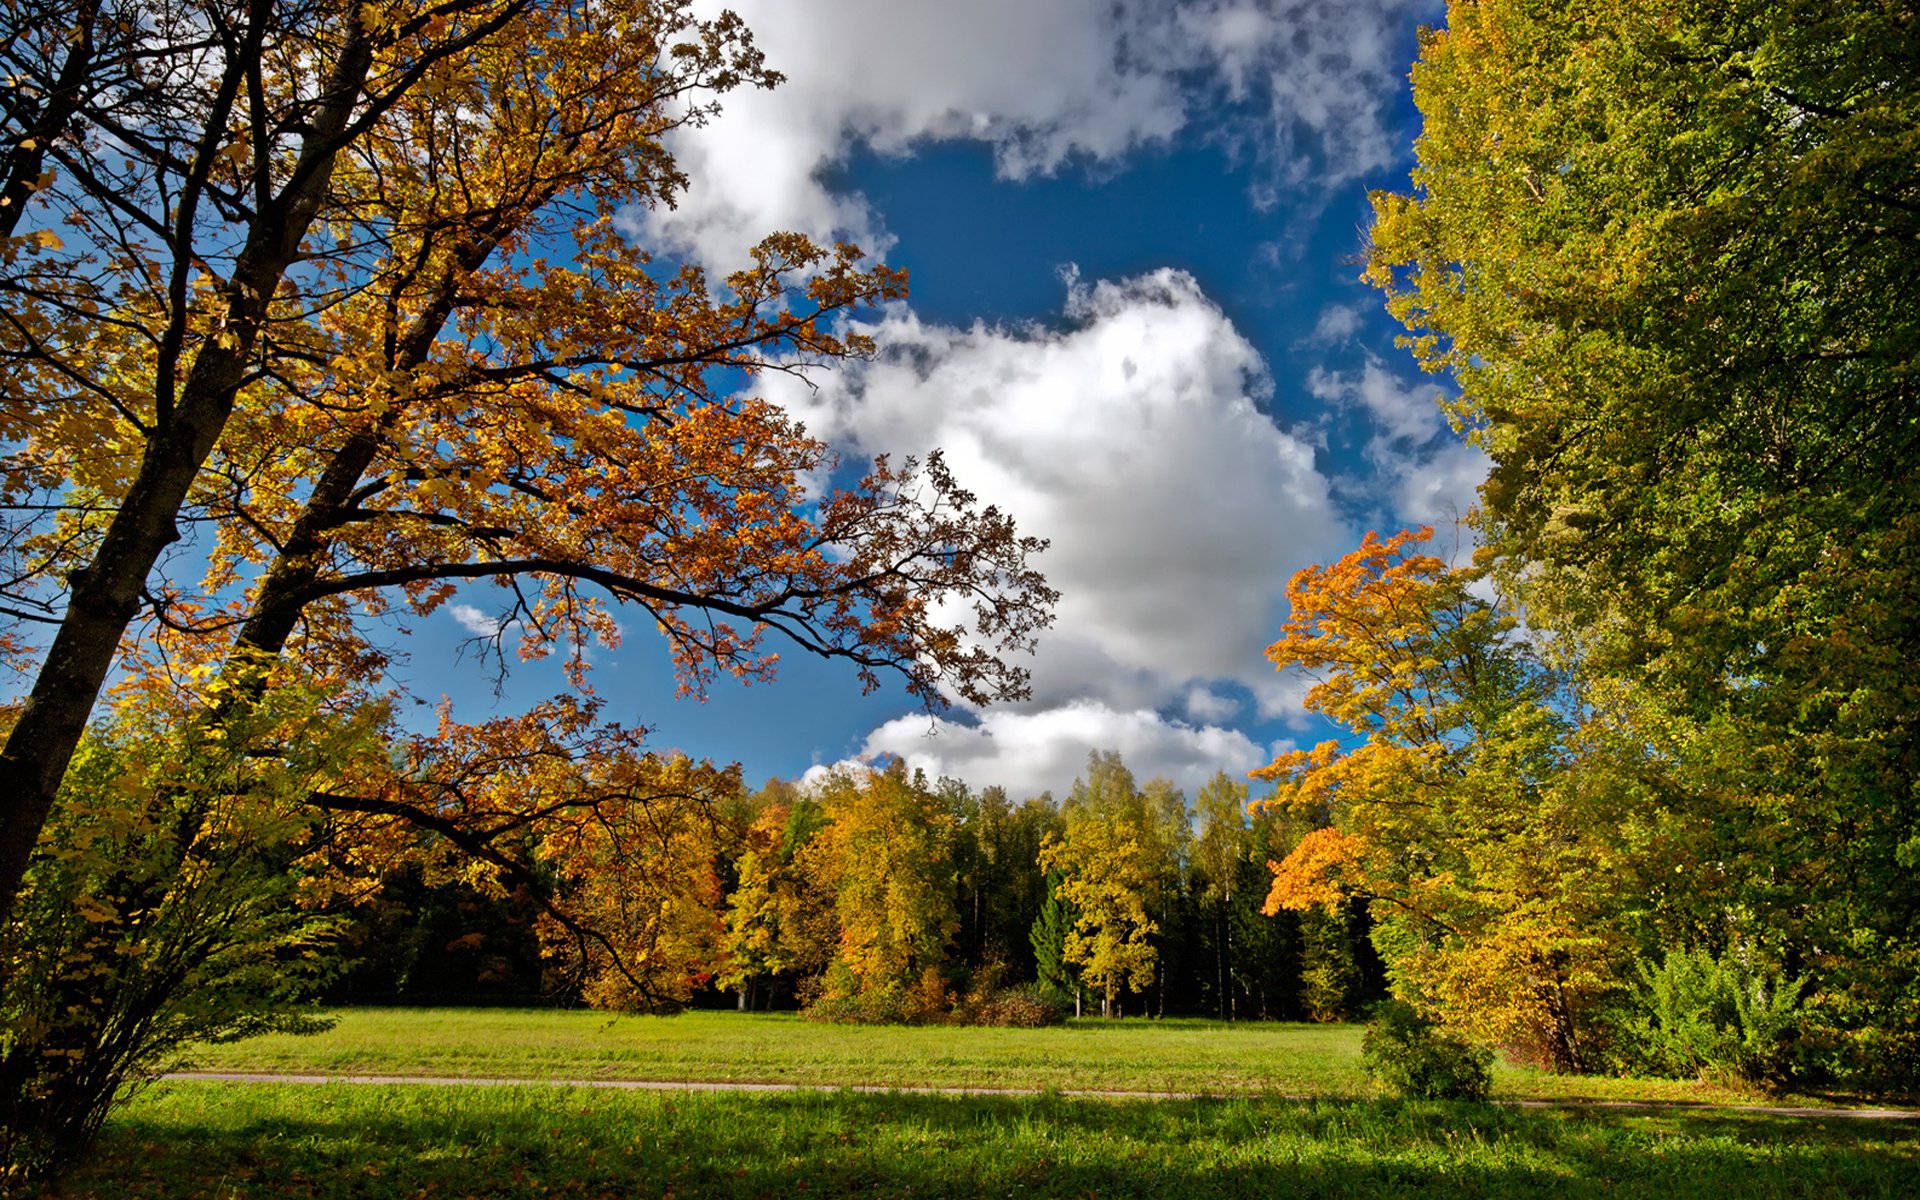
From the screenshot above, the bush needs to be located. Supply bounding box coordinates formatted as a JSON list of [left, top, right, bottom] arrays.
[[802, 965, 951, 1026], [1628, 946, 1805, 1087], [1, 683, 374, 1179], [953, 983, 1071, 1028], [1361, 999, 1494, 1100]]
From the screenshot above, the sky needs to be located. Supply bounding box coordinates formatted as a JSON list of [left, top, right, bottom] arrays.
[[412, 0, 1484, 800]]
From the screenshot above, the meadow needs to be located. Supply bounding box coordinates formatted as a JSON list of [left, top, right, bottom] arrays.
[[178, 1008, 1775, 1104], [67, 1081, 1920, 1199], [28, 1009, 1906, 1199]]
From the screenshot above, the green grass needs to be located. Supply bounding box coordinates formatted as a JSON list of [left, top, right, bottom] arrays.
[[177, 1008, 1769, 1105], [59, 1081, 1920, 1199]]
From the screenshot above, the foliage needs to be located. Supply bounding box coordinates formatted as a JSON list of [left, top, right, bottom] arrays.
[[1028, 872, 1077, 1002], [1037, 756, 1170, 1017], [0, 675, 380, 1176], [1367, 0, 1920, 1078], [949, 981, 1073, 1029], [536, 755, 735, 1013], [800, 767, 959, 1020], [1361, 1000, 1494, 1102], [1627, 946, 1806, 1089], [1256, 528, 1629, 1069]]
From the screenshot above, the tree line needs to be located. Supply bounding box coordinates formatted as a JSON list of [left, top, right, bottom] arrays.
[[325, 749, 1387, 1028]]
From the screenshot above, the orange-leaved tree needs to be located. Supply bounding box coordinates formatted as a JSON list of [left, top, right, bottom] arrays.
[[0, 0, 1051, 1173], [0, 0, 1053, 924], [1255, 528, 1636, 1071]]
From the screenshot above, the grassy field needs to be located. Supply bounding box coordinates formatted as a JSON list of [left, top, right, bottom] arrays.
[[62, 1081, 1920, 1199], [177, 1008, 1772, 1105]]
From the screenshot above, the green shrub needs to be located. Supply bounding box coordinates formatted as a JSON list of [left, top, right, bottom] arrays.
[[1628, 946, 1805, 1087], [1, 682, 374, 1179], [1361, 999, 1494, 1100]]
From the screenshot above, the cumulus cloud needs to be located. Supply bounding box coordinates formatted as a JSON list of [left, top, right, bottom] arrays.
[[1386, 439, 1492, 540], [1184, 685, 1243, 723], [650, 0, 1436, 264], [840, 701, 1266, 798], [1305, 302, 1366, 346], [768, 268, 1347, 716]]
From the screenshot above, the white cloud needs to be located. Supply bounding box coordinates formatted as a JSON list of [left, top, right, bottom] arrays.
[[838, 701, 1266, 798], [448, 603, 510, 637], [1385, 440, 1491, 567], [1307, 357, 1446, 445], [1306, 302, 1365, 346], [767, 268, 1348, 714], [649, 0, 1436, 265], [1184, 685, 1242, 723]]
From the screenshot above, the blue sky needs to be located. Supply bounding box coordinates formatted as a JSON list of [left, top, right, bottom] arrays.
[[416, 0, 1481, 799]]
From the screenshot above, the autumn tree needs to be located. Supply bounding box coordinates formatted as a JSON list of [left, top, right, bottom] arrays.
[[0, 0, 1053, 1171], [0, 670, 382, 1173], [1367, 0, 1920, 1077], [1191, 771, 1252, 1020], [1038, 752, 1164, 1018], [1256, 529, 1639, 1069], [801, 766, 960, 1021], [0, 0, 1052, 926], [716, 792, 833, 1010], [532, 754, 735, 1012]]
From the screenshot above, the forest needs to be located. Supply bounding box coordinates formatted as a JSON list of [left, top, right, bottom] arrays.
[[1, 0, 1916, 1181], [320, 750, 1386, 1029]]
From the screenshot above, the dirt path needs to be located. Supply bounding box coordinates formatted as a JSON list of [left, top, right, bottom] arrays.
[[161, 1071, 1920, 1120]]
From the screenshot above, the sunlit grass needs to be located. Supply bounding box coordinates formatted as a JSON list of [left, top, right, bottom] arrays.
[[64, 1081, 1920, 1200], [179, 1008, 1771, 1106]]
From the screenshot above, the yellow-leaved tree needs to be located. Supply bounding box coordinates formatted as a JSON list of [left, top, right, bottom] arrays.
[[1256, 528, 1641, 1071], [802, 766, 959, 1022], [1035, 753, 1172, 1018]]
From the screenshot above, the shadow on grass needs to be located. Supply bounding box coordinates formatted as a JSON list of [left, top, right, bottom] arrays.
[[49, 1085, 1920, 1200]]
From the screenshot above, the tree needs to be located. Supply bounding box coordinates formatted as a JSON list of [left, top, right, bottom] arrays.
[[801, 766, 959, 1020], [1039, 753, 1164, 1017], [0, 0, 1054, 1170], [1366, 0, 1920, 1077], [533, 754, 734, 1012], [0, 0, 1053, 927], [1191, 771, 1246, 1019], [0, 671, 380, 1174], [716, 794, 832, 1010], [1256, 529, 1634, 1069]]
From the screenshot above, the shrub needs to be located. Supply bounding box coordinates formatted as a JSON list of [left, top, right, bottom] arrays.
[[953, 983, 1071, 1028], [1628, 946, 1805, 1087], [1, 683, 375, 1179], [1361, 999, 1494, 1100]]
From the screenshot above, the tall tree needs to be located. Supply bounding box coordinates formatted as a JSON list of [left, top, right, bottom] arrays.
[[1367, 0, 1920, 1075], [0, 0, 1053, 925], [1257, 529, 1634, 1069], [1192, 771, 1248, 1020], [802, 766, 959, 1017], [1041, 752, 1164, 1017]]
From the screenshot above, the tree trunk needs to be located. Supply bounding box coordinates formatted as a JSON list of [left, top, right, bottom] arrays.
[[0, 11, 375, 925]]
